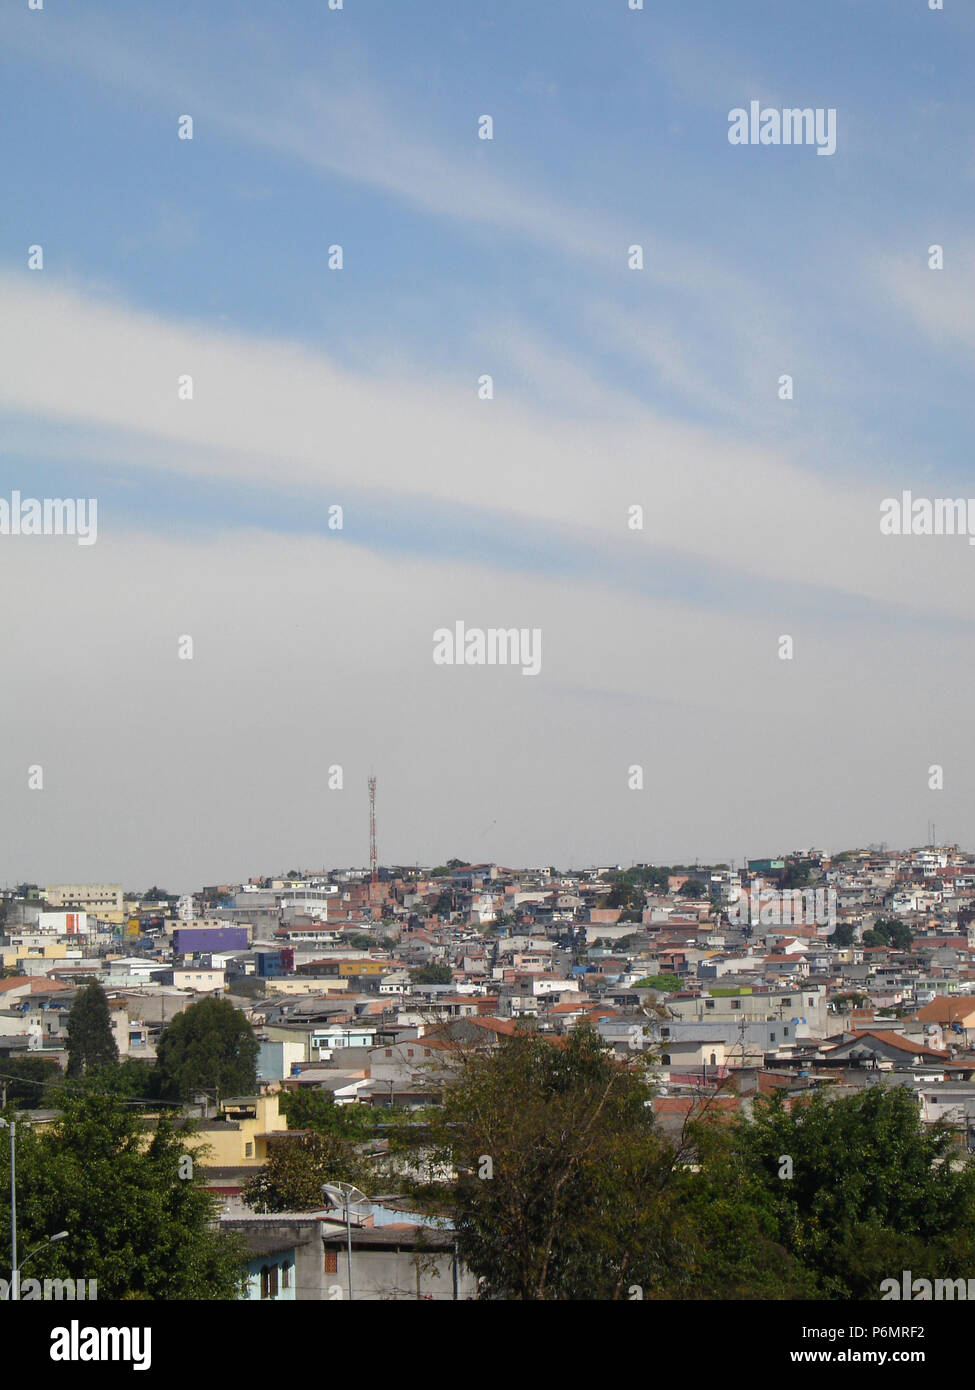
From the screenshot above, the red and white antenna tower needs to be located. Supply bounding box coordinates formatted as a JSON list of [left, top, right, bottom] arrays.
[[368, 776, 377, 881]]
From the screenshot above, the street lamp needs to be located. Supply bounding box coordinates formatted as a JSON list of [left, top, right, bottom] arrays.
[[13, 1231, 69, 1300], [320, 1184, 404, 1302], [0, 1120, 13, 1302]]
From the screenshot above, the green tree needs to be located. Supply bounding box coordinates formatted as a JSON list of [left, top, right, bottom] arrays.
[[243, 1131, 380, 1212], [867, 917, 913, 951], [66, 981, 119, 1078], [831, 921, 855, 948], [675, 1109, 816, 1300], [412, 961, 453, 985], [0, 1055, 62, 1107], [678, 879, 706, 897], [430, 858, 468, 878], [156, 997, 259, 1101], [398, 1028, 838, 1300], [77, 1058, 161, 1100], [278, 1087, 375, 1141], [727, 1086, 975, 1298], [0, 1091, 245, 1298], [781, 860, 812, 891], [423, 1027, 691, 1299], [142, 886, 173, 902], [635, 974, 683, 992]]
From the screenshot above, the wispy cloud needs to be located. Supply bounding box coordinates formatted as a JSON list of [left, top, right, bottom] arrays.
[[1, 270, 973, 624]]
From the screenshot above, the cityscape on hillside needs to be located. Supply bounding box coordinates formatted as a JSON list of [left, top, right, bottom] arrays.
[[5, 839, 975, 1303]]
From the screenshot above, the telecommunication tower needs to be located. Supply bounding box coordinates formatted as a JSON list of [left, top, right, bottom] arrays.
[[368, 777, 377, 881]]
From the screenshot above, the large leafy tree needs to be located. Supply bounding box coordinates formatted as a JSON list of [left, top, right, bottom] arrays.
[[0, 1092, 245, 1298], [674, 1109, 818, 1300], [388, 1031, 975, 1301], [725, 1085, 975, 1297], [155, 997, 258, 1101], [424, 1027, 692, 1299], [66, 981, 119, 1077], [410, 1028, 840, 1300]]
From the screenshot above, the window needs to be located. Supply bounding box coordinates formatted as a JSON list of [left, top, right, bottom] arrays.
[[770, 1032, 776, 1042], [782, 998, 792, 1007], [323, 1250, 338, 1275], [705, 1000, 715, 1010], [661, 1054, 671, 1065], [281, 1262, 292, 1290], [385, 1048, 392, 1057], [260, 1264, 278, 1300], [731, 1000, 740, 1010], [245, 1142, 254, 1158]]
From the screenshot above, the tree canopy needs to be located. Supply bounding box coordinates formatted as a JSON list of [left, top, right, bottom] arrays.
[[717, 1085, 975, 1298], [0, 1091, 245, 1299], [863, 917, 913, 952], [155, 997, 258, 1101], [400, 1027, 974, 1300], [422, 1028, 692, 1299], [411, 961, 453, 985], [243, 1130, 382, 1213], [66, 981, 119, 1078]]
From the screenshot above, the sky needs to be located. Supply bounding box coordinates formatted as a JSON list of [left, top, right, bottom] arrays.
[[1, 0, 973, 891]]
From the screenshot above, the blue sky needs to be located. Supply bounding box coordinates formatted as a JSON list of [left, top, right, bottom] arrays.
[[1, 0, 974, 886]]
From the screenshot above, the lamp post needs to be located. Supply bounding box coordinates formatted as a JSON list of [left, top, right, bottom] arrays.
[[321, 1185, 404, 1302], [0, 1120, 13, 1301], [13, 1231, 69, 1300]]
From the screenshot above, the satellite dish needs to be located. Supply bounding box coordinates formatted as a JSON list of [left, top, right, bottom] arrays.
[[321, 1182, 370, 1218]]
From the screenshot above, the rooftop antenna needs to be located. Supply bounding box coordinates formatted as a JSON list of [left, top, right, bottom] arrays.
[[368, 777, 378, 882]]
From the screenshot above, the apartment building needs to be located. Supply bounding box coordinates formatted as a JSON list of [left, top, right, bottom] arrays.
[[45, 883, 123, 915]]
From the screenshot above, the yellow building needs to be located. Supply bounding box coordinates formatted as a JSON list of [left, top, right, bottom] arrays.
[[339, 959, 385, 976], [265, 976, 349, 995], [2, 941, 77, 968], [189, 1093, 289, 1168]]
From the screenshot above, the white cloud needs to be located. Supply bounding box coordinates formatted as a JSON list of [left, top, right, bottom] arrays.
[[1, 271, 973, 623]]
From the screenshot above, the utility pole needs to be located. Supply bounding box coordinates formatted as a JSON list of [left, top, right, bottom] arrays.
[[345, 1190, 354, 1302], [0, 1120, 15, 1300]]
